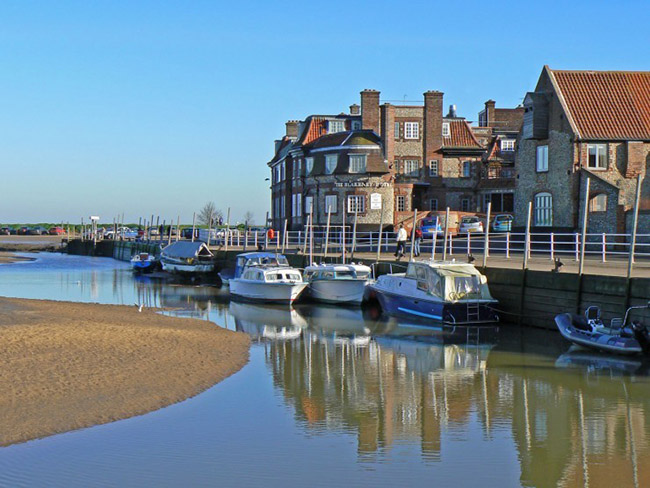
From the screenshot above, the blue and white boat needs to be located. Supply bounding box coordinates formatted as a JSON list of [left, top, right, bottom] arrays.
[[303, 263, 371, 304], [130, 252, 158, 273], [368, 260, 498, 325], [219, 252, 290, 285]]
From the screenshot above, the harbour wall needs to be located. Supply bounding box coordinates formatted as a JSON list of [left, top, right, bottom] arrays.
[[66, 239, 650, 329]]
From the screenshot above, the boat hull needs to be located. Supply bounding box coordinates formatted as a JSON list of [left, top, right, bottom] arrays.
[[554, 313, 643, 355], [131, 260, 157, 273], [308, 279, 367, 305], [230, 280, 308, 304], [371, 285, 498, 325]]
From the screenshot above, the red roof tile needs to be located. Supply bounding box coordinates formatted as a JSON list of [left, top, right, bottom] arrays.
[[297, 117, 328, 145], [550, 68, 650, 140], [443, 120, 483, 149]]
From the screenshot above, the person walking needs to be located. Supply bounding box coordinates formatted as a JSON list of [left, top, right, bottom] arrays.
[[413, 224, 423, 257], [395, 224, 407, 260]]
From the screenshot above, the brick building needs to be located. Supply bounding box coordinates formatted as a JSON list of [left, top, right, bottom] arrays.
[[515, 66, 650, 234]]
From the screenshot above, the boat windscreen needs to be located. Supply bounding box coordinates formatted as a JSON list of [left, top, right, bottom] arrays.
[[443, 273, 492, 301]]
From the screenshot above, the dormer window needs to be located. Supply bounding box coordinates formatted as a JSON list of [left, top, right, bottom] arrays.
[[501, 139, 515, 152], [351, 120, 361, 131], [325, 154, 338, 174], [305, 157, 314, 175], [442, 123, 450, 137], [329, 120, 345, 134], [349, 154, 366, 174]]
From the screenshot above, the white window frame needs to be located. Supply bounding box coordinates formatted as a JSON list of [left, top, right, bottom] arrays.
[[429, 198, 438, 211], [442, 122, 450, 137], [396, 195, 406, 212], [403, 159, 419, 177], [587, 144, 607, 170], [394, 122, 400, 139], [280, 161, 285, 181], [351, 120, 361, 131], [347, 195, 365, 214], [462, 161, 471, 178], [534, 192, 553, 227], [501, 139, 515, 152], [349, 154, 367, 174], [404, 122, 419, 139], [536, 145, 548, 172], [325, 194, 337, 214], [429, 160, 439, 177], [305, 157, 314, 175], [325, 154, 338, 174], [296, 195, 302, 217], [329, 120, 345, 134]]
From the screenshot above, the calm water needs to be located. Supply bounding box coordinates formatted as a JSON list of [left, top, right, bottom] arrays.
[[1, 253, 649, 488]]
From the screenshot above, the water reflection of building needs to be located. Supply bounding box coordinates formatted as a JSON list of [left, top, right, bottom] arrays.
[[264, 322, 650, 486]]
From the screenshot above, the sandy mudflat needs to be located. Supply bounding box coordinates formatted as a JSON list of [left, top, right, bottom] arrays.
[[0, 252, 34, 264], [0, 297, 250, 446]]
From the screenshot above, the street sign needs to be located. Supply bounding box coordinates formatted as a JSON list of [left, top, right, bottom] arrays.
[[370, 193, 382, 210]]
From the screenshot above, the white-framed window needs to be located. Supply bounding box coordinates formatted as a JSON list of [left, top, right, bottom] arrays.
[[536, 145, 548, 172], [280, 161, 285, 181], [305, 157, 314, 175], [351, 120, 361, 131], [394, 122, 400, 139], [325, 194, 337, 213], [534, 192, 553, 226], [304, 196, 314, 214], [329, 120, 345, 134], [462, 161, 472, 178], [349, 154, 367, 173], [291, 193, 302, 217], [396, 195, 406, 212], [587, 144, 607, 170], [501, 139, 515, 151], [405, 122, 419, 139], [429, 199, 438, 211], [293, 159, 301, 179], [429, 160, 439, 177], [461, 198, 471, 212], [347, 195, 365, 213], [403, 159, 419, 177], [325, 154, 338, 174], [442, 122, 450, 137], [589, 193, 607, 212]]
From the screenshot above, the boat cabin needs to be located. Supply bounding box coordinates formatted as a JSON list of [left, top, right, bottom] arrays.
[[404, 261, 493, 302], [235, 252, 290, 279], [304, 264, 371, 282], [241, 267, 303, 283]]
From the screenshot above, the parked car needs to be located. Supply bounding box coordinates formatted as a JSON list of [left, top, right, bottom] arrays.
[[27, 226, 48, 235], [491, 214, 513, 232], [459, 216, 484, 234], [104, 227, 138, 240], [0, 227, 10, 235], [17, 226, 29, 235], [420, 217, 443, 236], [48, 226, 66, 235]]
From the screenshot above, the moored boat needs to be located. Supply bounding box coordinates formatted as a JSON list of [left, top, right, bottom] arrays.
[[219, 252, 290, 285], [130, 252, 158, 273], [303, 263, 371, 304], [230, 265, 308, 304], [368, 260, 498, 326], [554, 303, 650, 356], [160, 241, 215, 274]]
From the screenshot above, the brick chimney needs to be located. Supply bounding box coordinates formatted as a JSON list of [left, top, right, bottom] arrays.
[[361, 89, 380, 134], [285, 120, 299, 139], [484, 100, 496, 127], [349, 103, 360, 115], [380, 103, 395, 164], [424, 91, 444, 166]]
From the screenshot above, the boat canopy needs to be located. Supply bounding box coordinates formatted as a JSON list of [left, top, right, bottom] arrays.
[[304, 263, 371, 281], [236, 252, 289, 272], [161, 241, 213, 259], [405, 261, 493, 302]]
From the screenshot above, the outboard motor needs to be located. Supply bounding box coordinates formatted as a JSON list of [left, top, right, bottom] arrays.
[[631, 321, 650, 355]]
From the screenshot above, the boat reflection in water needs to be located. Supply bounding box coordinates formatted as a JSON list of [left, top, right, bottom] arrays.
[[228, 301, 306, 342]]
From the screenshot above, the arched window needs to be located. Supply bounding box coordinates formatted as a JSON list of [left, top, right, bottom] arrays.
[[589, 193, 607, 212], [305, 157, 314, 175], [534, 192, 553, 226]]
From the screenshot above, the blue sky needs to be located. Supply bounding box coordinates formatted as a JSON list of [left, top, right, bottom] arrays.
[[1, 0, 648, 224]]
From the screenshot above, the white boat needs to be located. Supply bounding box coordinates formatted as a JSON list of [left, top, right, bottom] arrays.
[[368, 260, 498, 326], [303, 263, 371, 304], [219, 252, 290, 285], [230, 266, 308, 304], [160, 241, 215, 274]]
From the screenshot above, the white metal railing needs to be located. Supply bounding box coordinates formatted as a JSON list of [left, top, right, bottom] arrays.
[[179, 229, 650, 264]]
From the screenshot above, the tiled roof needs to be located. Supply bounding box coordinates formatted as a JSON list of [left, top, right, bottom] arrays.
[[297, 116, 328, 145], [268, 136, 293, 165], [304, 130, 380, 150], [549, 68, 650, 140], [443, 119, 483, 149]]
